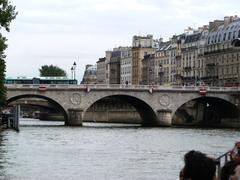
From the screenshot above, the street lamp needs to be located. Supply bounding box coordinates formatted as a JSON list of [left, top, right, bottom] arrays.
[[71, 66, 74, 79], [148, 68, 153, 85], [73, 61, 77, 80]]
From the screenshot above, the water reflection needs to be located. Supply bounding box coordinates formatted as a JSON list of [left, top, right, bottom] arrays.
[[0, 118, 239, 180], [0, 133, 8, 179]]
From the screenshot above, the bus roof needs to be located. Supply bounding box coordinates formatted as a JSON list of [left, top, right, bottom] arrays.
[[6, 76, 71, 80]]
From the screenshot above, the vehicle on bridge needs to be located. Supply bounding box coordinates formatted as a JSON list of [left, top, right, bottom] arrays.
[[5, 76, 78, 85]]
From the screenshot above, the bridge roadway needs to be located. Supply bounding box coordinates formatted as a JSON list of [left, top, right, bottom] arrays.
[[5, 84, 240, 126]]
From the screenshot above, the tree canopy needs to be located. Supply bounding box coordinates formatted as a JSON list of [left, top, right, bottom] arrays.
[[39, 65, 67, 77], [0, 0, 17, 107]]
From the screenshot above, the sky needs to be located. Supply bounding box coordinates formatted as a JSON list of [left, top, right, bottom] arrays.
[[4, 0, 240, 82]]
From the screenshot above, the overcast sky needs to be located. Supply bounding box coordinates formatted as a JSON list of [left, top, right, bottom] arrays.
[[4, 0, 240, 82]]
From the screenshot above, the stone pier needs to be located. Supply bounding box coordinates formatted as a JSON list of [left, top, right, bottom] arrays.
[[67, 108, 83, 126], [155, 109, 172, 126]]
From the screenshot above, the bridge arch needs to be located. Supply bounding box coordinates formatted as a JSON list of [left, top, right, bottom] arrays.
[[7, 94, 68, 121], [83, 94, 158, 126], [172, 96, 239, 126]]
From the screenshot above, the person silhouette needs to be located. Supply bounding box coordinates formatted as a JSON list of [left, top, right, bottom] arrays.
[[180, 150, 217, 180]]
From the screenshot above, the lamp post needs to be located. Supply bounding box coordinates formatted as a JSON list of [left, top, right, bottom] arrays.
[[71, 66, 74, 79], [73, 61, 77, 80], [148, 68, 153, 85], [158, 64, 162, 85]]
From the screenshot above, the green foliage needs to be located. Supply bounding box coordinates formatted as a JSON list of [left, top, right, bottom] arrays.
[[0, 57, 6, 106], [0, 0, 17, 107], [39, 65, 67, 77], [0, 0, 17, 32]]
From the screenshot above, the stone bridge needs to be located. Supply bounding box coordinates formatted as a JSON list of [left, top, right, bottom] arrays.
[[5, 84, 240, 127]]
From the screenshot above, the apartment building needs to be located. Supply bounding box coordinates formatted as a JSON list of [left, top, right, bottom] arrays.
[[155, 41, 171, 85], [205, 16, 240, 86], [109, 52, 121, 84], [94, 15, 240, 87], [81, 64, 97, 84], [96, 57, 106, 84], [108, 47, 132, 84], [120, 48, 132, 85], [142, 54, 156, 85], [132, 35, 157, 85]]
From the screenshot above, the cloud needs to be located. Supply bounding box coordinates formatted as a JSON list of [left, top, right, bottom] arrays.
[[4, 0, 240, 82]]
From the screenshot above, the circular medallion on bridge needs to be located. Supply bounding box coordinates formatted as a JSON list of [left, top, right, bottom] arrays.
[[70, 93, 81, 105], [159, 94, 170, 107]]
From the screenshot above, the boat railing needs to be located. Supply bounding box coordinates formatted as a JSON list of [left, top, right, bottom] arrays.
[[215, 151, 231, 177]]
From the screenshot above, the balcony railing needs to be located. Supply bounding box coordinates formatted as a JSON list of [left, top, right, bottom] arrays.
[[183, 66, 192, 71], [206, 63, 216, 66]]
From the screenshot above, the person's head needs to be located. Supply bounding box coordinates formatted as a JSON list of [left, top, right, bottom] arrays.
[[180, 150, 216, 180], [221, 160, 240, 180]]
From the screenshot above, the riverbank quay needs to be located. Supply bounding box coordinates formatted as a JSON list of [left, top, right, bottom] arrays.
[[0, 111, 19, 131]]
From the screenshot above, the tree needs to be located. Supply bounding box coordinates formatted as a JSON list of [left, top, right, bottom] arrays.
[[39, 65, 67, 77], [0, 0, 17, 107]]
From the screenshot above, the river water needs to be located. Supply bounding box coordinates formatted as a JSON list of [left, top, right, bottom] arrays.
[[0, 118, 239, 180]]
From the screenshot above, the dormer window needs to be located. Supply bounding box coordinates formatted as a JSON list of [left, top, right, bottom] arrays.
[[228, 32, 232, 40], [208, 37, 210, 44], [218, 34, 222, 42], [214, 35, 217, 43], [223, 33, 226, 41]]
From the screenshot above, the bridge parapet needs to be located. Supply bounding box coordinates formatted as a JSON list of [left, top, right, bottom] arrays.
[[5, 84, 240, 93]]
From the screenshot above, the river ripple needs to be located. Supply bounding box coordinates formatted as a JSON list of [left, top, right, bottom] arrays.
[[0, 118, 239, 180]]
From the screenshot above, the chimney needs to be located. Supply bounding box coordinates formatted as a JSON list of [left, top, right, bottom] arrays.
[[209, 20, 224, 31], [159, 38, 163, 43], [85, 64, 92, 70], [224, 16, 231, 26]]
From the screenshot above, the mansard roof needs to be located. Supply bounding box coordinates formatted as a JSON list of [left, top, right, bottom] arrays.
[[207, 18, 240, 45], [158, 41, 171, 51], [184, 33, 201, 43]]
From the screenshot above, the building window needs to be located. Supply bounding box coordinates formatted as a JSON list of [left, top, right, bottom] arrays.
[[238, 30, 240, 38], [223, 33, 226, 41], [228, 32, 231, 40], [211, 36, 214, 43], [218, 34, 221, 42], [214, 35, 217, 43]]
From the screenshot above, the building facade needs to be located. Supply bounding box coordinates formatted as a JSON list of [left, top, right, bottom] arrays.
[[132, 35, 157, 85], [81, 64, 97, 84], [205, 16, 240, 86], [120, 48, 132, 85], [155, 41, 171, 85], [108, 47, 132, 84], [142, 54, 156, 85], [96, 58, 106, 84], [95, 15, 240, 87], [109, 50, 121, 84], [181, 32, 202, 86]]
